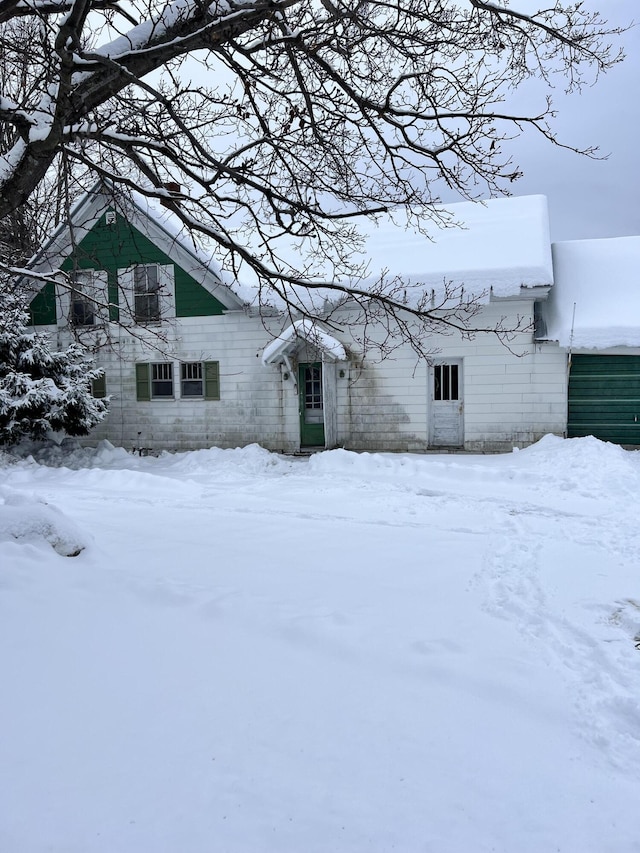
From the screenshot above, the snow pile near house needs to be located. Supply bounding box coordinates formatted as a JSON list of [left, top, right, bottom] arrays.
[[157, 442, 297, 478], [8, 438, 137, 470], [9, 439, 299, 483], [0, 485, 87, 556], [2, 436, 640, 852], [545, 236, 640, 348], [310, 433, 640, 509], [512, 433, 640, 497]]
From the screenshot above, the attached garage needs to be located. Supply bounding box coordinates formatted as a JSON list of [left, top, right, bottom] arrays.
[[544, 236, 640, 447], [568, 355, 640, 445]]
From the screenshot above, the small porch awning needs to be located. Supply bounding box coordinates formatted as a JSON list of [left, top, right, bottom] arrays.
[[262, 319, 346, 365]]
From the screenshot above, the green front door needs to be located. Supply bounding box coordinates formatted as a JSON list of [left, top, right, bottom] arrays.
[[568, 355, 640, 445], [299, 362, 325, 447]]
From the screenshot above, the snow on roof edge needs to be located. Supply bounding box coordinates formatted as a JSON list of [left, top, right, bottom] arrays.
[[262, 320, 347, 365], [544, 235, 640, 349], [353, 194, 554, 304]]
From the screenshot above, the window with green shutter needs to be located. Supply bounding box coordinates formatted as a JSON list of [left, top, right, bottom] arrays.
[[204, 361, 220, 400], [136, 362, 174, 399], [137, 361, 217, 401]]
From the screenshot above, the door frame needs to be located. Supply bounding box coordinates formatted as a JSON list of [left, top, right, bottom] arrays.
[[298, 361, 326, 447], [428, 359, 464, 447]]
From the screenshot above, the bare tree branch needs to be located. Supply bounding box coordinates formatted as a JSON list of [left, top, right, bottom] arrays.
[[0, 0, 628, 353]]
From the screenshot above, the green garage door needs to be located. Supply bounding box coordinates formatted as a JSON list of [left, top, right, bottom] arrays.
[[568, 355, 640, 445]]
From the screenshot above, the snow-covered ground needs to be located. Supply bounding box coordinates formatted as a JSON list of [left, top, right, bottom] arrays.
[[1, 436, 640, 853]]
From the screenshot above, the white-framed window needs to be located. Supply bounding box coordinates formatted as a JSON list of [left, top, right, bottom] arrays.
[[181, 361, 203, 397], [59, 269, 108, 328], [180, 361, 220, 400], [136, 361, 219, 401], [151, 363, 173, 398], [118, 263, 175, 325], [70, 271, 96, 326], [133, 264, 160, 322], [135, 362, 173, 400]]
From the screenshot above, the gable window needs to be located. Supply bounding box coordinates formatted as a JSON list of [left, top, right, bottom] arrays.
[[118, 264, 175, 325], [134, 265, 160, 322], [180, 361, 220, 400], [70, 271, 97, 326], [434, 364, 459, 401], [57, 269, 107, 329]]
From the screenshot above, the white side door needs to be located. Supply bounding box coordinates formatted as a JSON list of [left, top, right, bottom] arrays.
[[429, 360, 463, 447]]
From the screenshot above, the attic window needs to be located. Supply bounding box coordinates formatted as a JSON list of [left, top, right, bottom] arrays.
[[70, 271, 96, 326], [134, 264, 160, 322]]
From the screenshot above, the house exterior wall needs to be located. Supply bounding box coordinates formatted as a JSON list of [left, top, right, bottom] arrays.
[[34, 296, 567, 455], [74, 312, 300, 454], [332, 299, 567, 453]]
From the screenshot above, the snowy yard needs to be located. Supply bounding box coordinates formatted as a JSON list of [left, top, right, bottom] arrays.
[[1, 436, 640, 853]]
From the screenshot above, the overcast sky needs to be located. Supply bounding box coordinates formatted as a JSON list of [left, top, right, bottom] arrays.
[[497, 0, 639, 242], [179, 1, 638, 246]]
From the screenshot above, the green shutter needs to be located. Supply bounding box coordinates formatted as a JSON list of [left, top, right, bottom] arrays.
[[92, 373, 107, 399], [136, 363, 150, 401], [29, 281, 57, 325], [204, 361, 220, 400]]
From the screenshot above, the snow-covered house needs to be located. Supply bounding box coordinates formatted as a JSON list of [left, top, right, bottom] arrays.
[[27, 186, 288, 451], [541, 237, 640, 446], [26, 187, 569, 453]]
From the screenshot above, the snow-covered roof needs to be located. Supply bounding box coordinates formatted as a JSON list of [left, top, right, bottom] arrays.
[[262, 319, 347, 365], [544, 237, 640, 349], [27, 186, 553, 315], [357, 194, 554, 302]]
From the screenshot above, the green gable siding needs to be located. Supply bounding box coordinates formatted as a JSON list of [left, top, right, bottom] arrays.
[[29, 281, 57, 325], [175, 274, 227, 317], [30, 210, 227, 323]]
